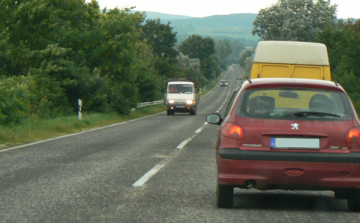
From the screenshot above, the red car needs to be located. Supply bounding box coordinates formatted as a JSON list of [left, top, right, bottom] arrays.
[[207, 78, 360, 211]]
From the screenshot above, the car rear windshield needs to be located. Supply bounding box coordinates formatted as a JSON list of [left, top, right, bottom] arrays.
[[236, 88, 354, 121]]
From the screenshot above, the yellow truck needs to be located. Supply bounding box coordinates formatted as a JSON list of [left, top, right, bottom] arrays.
[[250, 41, 331, 80]]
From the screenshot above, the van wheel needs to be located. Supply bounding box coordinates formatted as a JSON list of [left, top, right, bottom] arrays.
[[167, 110, 171, 115], [216, 183, 234, 208], [348, 190, 360, 212], [190, 107, 196, 115]]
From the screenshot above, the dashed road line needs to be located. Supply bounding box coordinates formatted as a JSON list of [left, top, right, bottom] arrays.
[[176, 137, 192, 150], [132, 77, 235, 187], [132, 164, 165, 187]]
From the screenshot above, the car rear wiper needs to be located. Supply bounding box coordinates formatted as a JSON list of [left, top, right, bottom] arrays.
[[293, 111, 341, 118]]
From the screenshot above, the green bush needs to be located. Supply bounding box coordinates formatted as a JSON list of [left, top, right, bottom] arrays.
[[0, 76, 33, 124]]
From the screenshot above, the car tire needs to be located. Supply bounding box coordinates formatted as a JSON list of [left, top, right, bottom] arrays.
[[216, 183, 234, 208], [348, 190, 360, 212], [167, 110, 171, 116]]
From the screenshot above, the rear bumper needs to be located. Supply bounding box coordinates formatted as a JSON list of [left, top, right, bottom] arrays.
[[217, 149, 360, 189], [219, 149, 360, 163]]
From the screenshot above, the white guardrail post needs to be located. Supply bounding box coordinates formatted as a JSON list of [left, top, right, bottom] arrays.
[[78, 99, 82, 120]]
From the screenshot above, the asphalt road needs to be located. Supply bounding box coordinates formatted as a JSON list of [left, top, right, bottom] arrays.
[[1, 66, 360, 223]]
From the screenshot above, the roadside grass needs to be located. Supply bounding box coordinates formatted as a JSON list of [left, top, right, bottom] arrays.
[[0, 105, 166, 149], [0, 73, 225, 150]]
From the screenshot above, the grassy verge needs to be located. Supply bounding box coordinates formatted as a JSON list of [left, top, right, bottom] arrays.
[[0, 74, 223, 150], [0, 105, 166, 149]]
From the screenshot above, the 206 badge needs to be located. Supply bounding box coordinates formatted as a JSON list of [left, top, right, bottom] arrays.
[[291, 123, 299, 130]]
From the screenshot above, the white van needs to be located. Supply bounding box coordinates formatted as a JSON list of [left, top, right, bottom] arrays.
[[165, 78, 199, 115]]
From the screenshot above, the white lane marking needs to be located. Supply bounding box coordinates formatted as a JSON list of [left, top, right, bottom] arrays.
[[195, 123, 207, 133], [132, 76, 234, 187], [134, 121, 210, 186], [132, 164, 165, 187], [215, 82, 233, 113], [176, 138, 192, 150]]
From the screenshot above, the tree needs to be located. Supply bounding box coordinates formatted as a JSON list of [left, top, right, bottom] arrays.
[[142, 19, 178, 59], [226, 39, 245, 65], [315, 19, 360, 112], [252, 0, 337, 41], [177, 53, 205, 87], [215, 39, 232, 71], [178, 35, 217, 80]]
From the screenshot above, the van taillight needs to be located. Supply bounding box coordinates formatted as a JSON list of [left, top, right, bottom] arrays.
[[346, 128, 360, 142], [221, 123, 244, 139]]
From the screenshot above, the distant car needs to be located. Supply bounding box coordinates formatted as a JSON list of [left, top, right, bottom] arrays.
[[207, 78, 360, 211], [220, 80, 228, 87]]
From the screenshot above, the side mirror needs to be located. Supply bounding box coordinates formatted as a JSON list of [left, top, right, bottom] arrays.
[[206, 113, 222, 125]]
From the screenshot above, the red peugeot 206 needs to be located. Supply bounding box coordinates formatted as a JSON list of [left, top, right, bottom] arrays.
[[207, 78, 360, 211]]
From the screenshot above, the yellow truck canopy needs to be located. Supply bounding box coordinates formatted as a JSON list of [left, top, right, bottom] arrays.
[[253, 41, 330, 66]]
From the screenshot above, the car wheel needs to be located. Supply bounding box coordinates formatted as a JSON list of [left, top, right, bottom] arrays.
[[167, 110, 171, 116], [216, 183, 234, 208], [348, 190, 360, 212]]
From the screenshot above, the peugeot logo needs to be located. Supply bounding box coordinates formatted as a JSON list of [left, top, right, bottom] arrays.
[[291, 123, 299, 130]]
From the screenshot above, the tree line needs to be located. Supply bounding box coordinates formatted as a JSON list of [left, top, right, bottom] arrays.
[[239, 0, 360, 112], [0, 0, 238, 125]]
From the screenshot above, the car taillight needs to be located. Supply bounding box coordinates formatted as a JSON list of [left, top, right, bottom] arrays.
[[345, 127, 360, 142], [221, 123, 244, 139]]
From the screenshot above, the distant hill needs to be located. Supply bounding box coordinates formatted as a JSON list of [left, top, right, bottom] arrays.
[[167, 13, 259, 47], [142, 12, 259, 47], [125, 10, 260, 47], [141, 11, 193, 21]]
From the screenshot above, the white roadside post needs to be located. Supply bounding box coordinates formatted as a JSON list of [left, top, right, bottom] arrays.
[[78, 99, 82, 120]]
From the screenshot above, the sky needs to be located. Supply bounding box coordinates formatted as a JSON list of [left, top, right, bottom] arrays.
[[88, 0, 360, 19]]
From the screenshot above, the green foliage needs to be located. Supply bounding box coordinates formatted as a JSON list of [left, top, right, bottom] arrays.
[[215, 39, 232, 70], [226, 39, 245, 65], [142, 19, 178, 59], [0, 76, 33, 124], [178, 35, 218, 79], [0, 0, 229, 125], [177, 53, 205, 87], [315, 19, 360, 113], [238, 49, 254, 68], [252, 0, 337, 41], [141, 18, 181, 81]]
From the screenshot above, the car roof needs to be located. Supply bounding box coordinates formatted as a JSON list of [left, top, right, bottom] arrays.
[[243, 78, 345, 92]]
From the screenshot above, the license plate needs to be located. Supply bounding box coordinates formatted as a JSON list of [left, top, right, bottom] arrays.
[[270, 137, 320, 149], [176, 106, 185, 108]]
